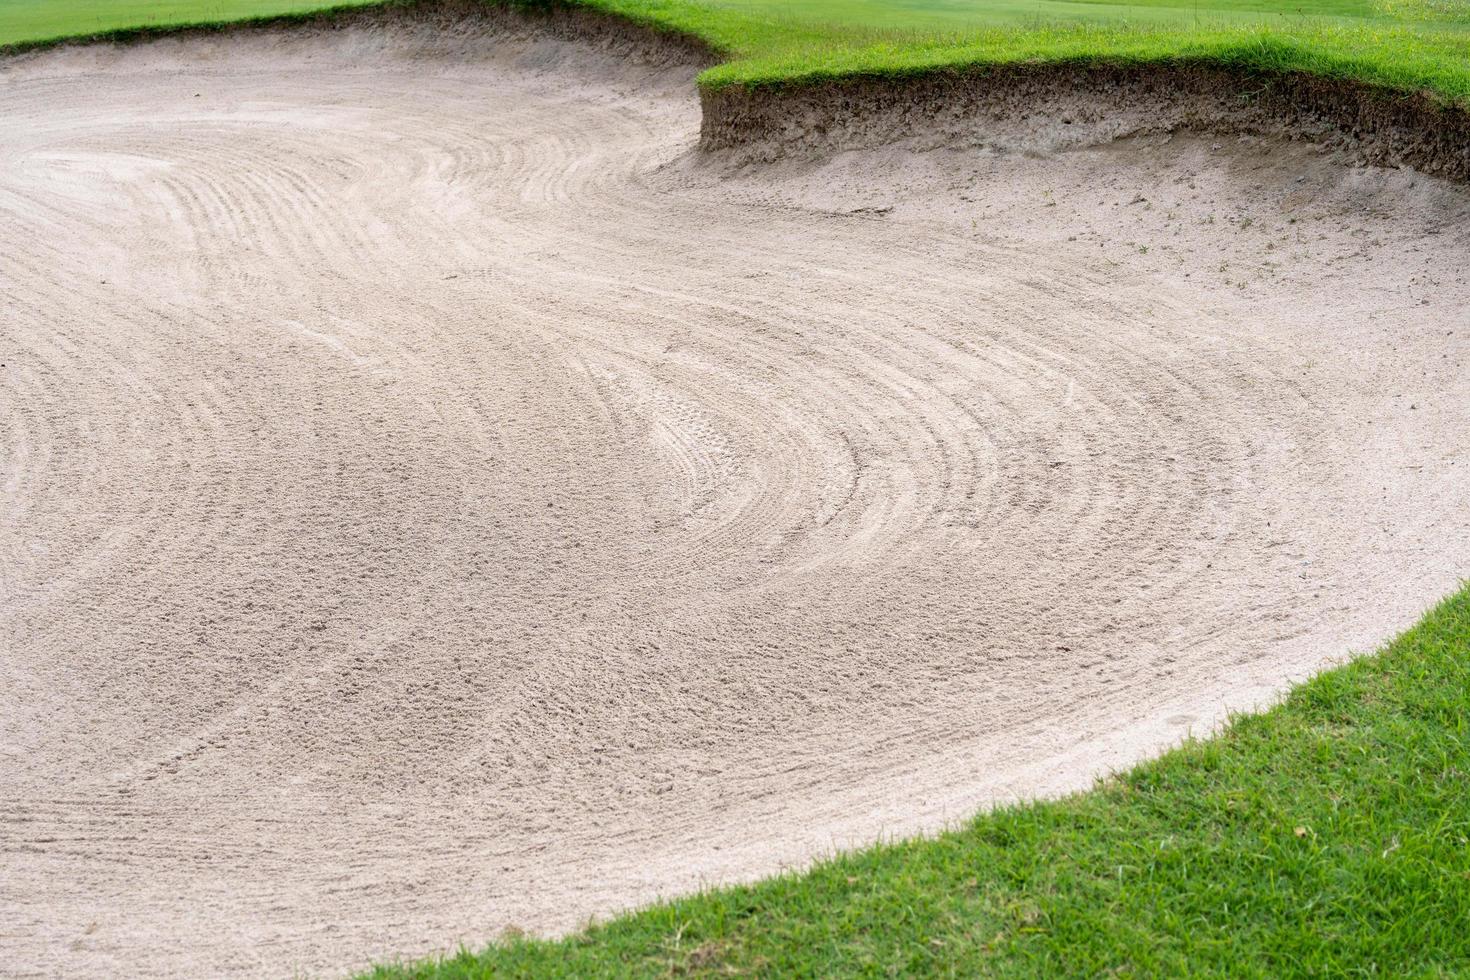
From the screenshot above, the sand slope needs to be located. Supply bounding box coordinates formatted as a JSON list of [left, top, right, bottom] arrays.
[[2, 13, 1468, 977]]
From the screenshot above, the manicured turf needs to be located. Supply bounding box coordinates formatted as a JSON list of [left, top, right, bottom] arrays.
[[560, 0, 1470, 106], [0, 0, 377, 45], [366, 587, 1470, 977], [3, 0, 1470, 109], [0, 0, 1347, 44]]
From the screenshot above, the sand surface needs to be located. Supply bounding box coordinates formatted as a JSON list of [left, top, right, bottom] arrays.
[[2, 14, 1468, 977]]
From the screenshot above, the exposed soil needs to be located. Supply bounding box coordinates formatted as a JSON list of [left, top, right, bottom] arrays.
[[702, 64, 1470, 181], [2, 6, 1468, 977]]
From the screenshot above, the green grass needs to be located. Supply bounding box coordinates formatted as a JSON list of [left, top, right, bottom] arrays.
[[4, 0, 1470, 108], [364, 586, 1470, 977], [4, 0, 1466, 975], [0, 0, 381, 46], [545, 0, 1470, 106]]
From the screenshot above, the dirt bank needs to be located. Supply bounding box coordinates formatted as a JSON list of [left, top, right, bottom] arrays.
[[2, 6, 1468, 977], [700, 63, 1470, 180], [0, 0, 718, 65]]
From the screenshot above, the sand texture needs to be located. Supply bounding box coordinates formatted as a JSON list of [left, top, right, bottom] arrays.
[[2, 10, 1468, 977]]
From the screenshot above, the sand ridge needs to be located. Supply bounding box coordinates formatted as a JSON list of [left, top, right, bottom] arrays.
[[2, 10, 1468, 977]]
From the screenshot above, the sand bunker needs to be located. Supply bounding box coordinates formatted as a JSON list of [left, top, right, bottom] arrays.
[[2, 9, 1468, 976]]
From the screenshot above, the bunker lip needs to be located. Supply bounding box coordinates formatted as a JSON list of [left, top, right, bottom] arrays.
[[6, 0, 1470, 181], [0, 0, 719, 66], [699, 63, 1470, 181]]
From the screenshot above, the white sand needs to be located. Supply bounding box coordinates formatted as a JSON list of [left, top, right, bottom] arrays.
[[2, 15, 1467, 977]]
